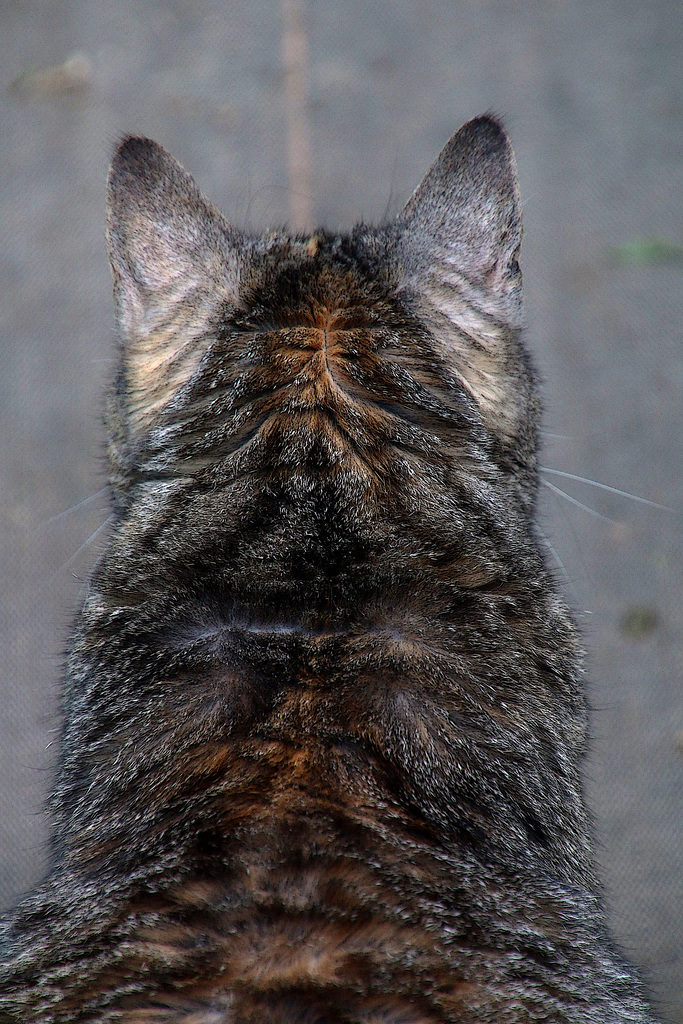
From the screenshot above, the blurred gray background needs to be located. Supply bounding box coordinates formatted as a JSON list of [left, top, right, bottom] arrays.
[[1, 1, 681, 1019]]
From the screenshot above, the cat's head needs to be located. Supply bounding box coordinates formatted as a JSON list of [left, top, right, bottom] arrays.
[[105, 116, 538, 522]]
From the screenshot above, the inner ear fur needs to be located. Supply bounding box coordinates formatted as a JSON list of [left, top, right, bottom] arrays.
[[397, 115, 523, 324], [106, 137, 240, 433]]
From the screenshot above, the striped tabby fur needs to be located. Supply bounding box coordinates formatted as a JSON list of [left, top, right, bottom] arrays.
[[0, 116, 657, 1022]]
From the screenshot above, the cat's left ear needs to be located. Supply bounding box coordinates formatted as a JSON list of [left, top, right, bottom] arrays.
[[396, 115, 523, 324], [106, 137, 240, 432]]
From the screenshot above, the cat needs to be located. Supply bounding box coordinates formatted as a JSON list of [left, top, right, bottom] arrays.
[[0, 115, 658, 1022]]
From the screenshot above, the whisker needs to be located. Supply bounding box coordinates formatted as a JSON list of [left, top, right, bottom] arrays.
[[41, 487, 109, 528], [536, 523, 580, 599], [541, 479, 616, 524], [537, 526, 568, 581], [49, 515, 114, 582], [540, 468, 674, 512]]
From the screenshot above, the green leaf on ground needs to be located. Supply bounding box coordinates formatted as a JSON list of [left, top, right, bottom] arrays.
[[608, 238, 683, 266]]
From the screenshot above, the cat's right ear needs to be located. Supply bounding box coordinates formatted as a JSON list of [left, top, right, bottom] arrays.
[[394, 115, 523, 326], [106, 137, 239, 432]]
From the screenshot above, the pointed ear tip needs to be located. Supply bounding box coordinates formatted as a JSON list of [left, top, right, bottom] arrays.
[[112, 135, 164, 162], [459, 113, 513, 152], [107, 136, 168, 192], [469, 112, 507, 132]]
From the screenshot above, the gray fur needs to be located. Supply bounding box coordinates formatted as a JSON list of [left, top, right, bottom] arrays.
[[0, 116, 658, 1022]]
